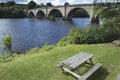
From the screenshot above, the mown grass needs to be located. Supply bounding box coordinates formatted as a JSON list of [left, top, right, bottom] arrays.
[[0, 44, 120, 80]]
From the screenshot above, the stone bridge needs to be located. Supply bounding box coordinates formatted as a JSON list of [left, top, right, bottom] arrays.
[[28, 4, 94, 21]]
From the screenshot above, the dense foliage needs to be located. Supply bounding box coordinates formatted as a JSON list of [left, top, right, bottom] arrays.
[[46, 2, 53, 6], [94, 1, 120, 17], [64, 2, 69, 6], [28, 0, 36, 9], [0, 1, 26, 18], [2, 35, 13, 55], [93, 0, 120, 24], [36, 3, 46, 8], [57, 23, 120, 45], [0, 6, 26, 18], [0, 1, 16, 6]]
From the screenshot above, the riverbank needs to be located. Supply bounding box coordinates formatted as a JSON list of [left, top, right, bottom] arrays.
[[0, 43, 120, 80]]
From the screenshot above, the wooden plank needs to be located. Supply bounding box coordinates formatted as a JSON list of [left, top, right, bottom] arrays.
[[78, 63, 102, 80], [56, 52, 93, 69], [69, 54, 93, 68], [63, 52, 93, 66], [56, 53, 82, 67], [56, 63, 64, 67]]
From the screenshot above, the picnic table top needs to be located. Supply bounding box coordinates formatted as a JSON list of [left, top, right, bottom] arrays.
[[61, 52, 93, 69]]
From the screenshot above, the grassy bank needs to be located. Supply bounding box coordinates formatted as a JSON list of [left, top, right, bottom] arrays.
[[0, 44, 120, 80]]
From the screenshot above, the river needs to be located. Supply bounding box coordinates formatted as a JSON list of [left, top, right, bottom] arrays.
[[0, 18, 90, 54]]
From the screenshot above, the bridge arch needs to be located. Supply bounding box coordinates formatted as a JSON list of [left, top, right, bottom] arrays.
[[36, 10, 45, 18], [28, 11, 35, 18], [66, 6, 93, 18], [48, 9, 63, 18], [67, 8, 90, 18]]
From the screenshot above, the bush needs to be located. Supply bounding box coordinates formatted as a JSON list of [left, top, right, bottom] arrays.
[[2, 35, 13, 55], [0, 55, 13, 63], [40, 43, 54, 52], [57, 36, 72, 47], [69, 28, 86, 44], [65, 22, 120, 44], [85, 24, 105, 43], [29, 47, 40, 54], [102, 18, 120, 42]]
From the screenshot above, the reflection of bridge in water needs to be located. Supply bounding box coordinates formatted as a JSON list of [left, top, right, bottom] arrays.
[[28, 4, 97, 22]]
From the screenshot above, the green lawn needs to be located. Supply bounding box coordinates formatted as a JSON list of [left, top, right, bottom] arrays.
[[0, 44, 120, 80]]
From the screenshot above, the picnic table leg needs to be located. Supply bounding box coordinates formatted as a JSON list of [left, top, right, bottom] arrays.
[[77, 67, 81, 75], [62, 67, 81, 79], [61, 67, 66, 73], [90, 58, 94, 66]]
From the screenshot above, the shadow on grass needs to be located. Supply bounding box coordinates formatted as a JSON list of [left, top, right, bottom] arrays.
[[63, 67, 109, 80], [87, 67, 109, 80]]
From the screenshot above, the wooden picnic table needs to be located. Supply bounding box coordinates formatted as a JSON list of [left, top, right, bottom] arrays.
[[56, 52, 102, 80]]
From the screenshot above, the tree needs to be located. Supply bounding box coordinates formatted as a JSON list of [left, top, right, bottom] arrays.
[[93, 0, 120, 23], [28, 0, 36, 9], [93, 0, 120, 19], [93, 0, 120, 40], [46, 2, 53, 7], [5, 1, 16, 6], [0, 2, 5, 7], [36, 3, 45, 8], [40, 3, 45, 7], [64, 2, 69, 6]]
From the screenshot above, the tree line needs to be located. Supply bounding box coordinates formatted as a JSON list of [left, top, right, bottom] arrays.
[[0, 0, 69, 18], [27, 1, 69, 9], [0, 1, 27, 18]]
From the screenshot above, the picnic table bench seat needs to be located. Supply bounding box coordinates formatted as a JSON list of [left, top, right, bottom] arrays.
[[56, 52, 102, 80]]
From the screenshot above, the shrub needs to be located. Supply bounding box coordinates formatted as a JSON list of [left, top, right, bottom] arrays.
[[40, 42, 54, 52], [0, 55, 13, 63], [2, 35, 13, 55], [29, 47, 40, 54], [85, 24, 105, 43], [57, 36, 72, 47], [69, 28, 86, 44], [66, 22, 120, 44], [102, 18, 120, 42]]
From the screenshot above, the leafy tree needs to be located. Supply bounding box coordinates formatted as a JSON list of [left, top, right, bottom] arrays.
[[36, 3, 45, 8], [0, 5, 26, 18], [28, 0, 36, 9], [35, 4, 41, 8], [40, 3, 45, 7], [5, 1, 16, 6], [0, 2, 5, 7], [64, 2, 69, 6], [93, 0, 120, 40], [46, 2, 53, 7], [93, 0, 120, 20], [2, 35, 13, 55]]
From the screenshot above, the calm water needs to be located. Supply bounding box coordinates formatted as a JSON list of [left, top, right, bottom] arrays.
[[0, 18, 89, 53]]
